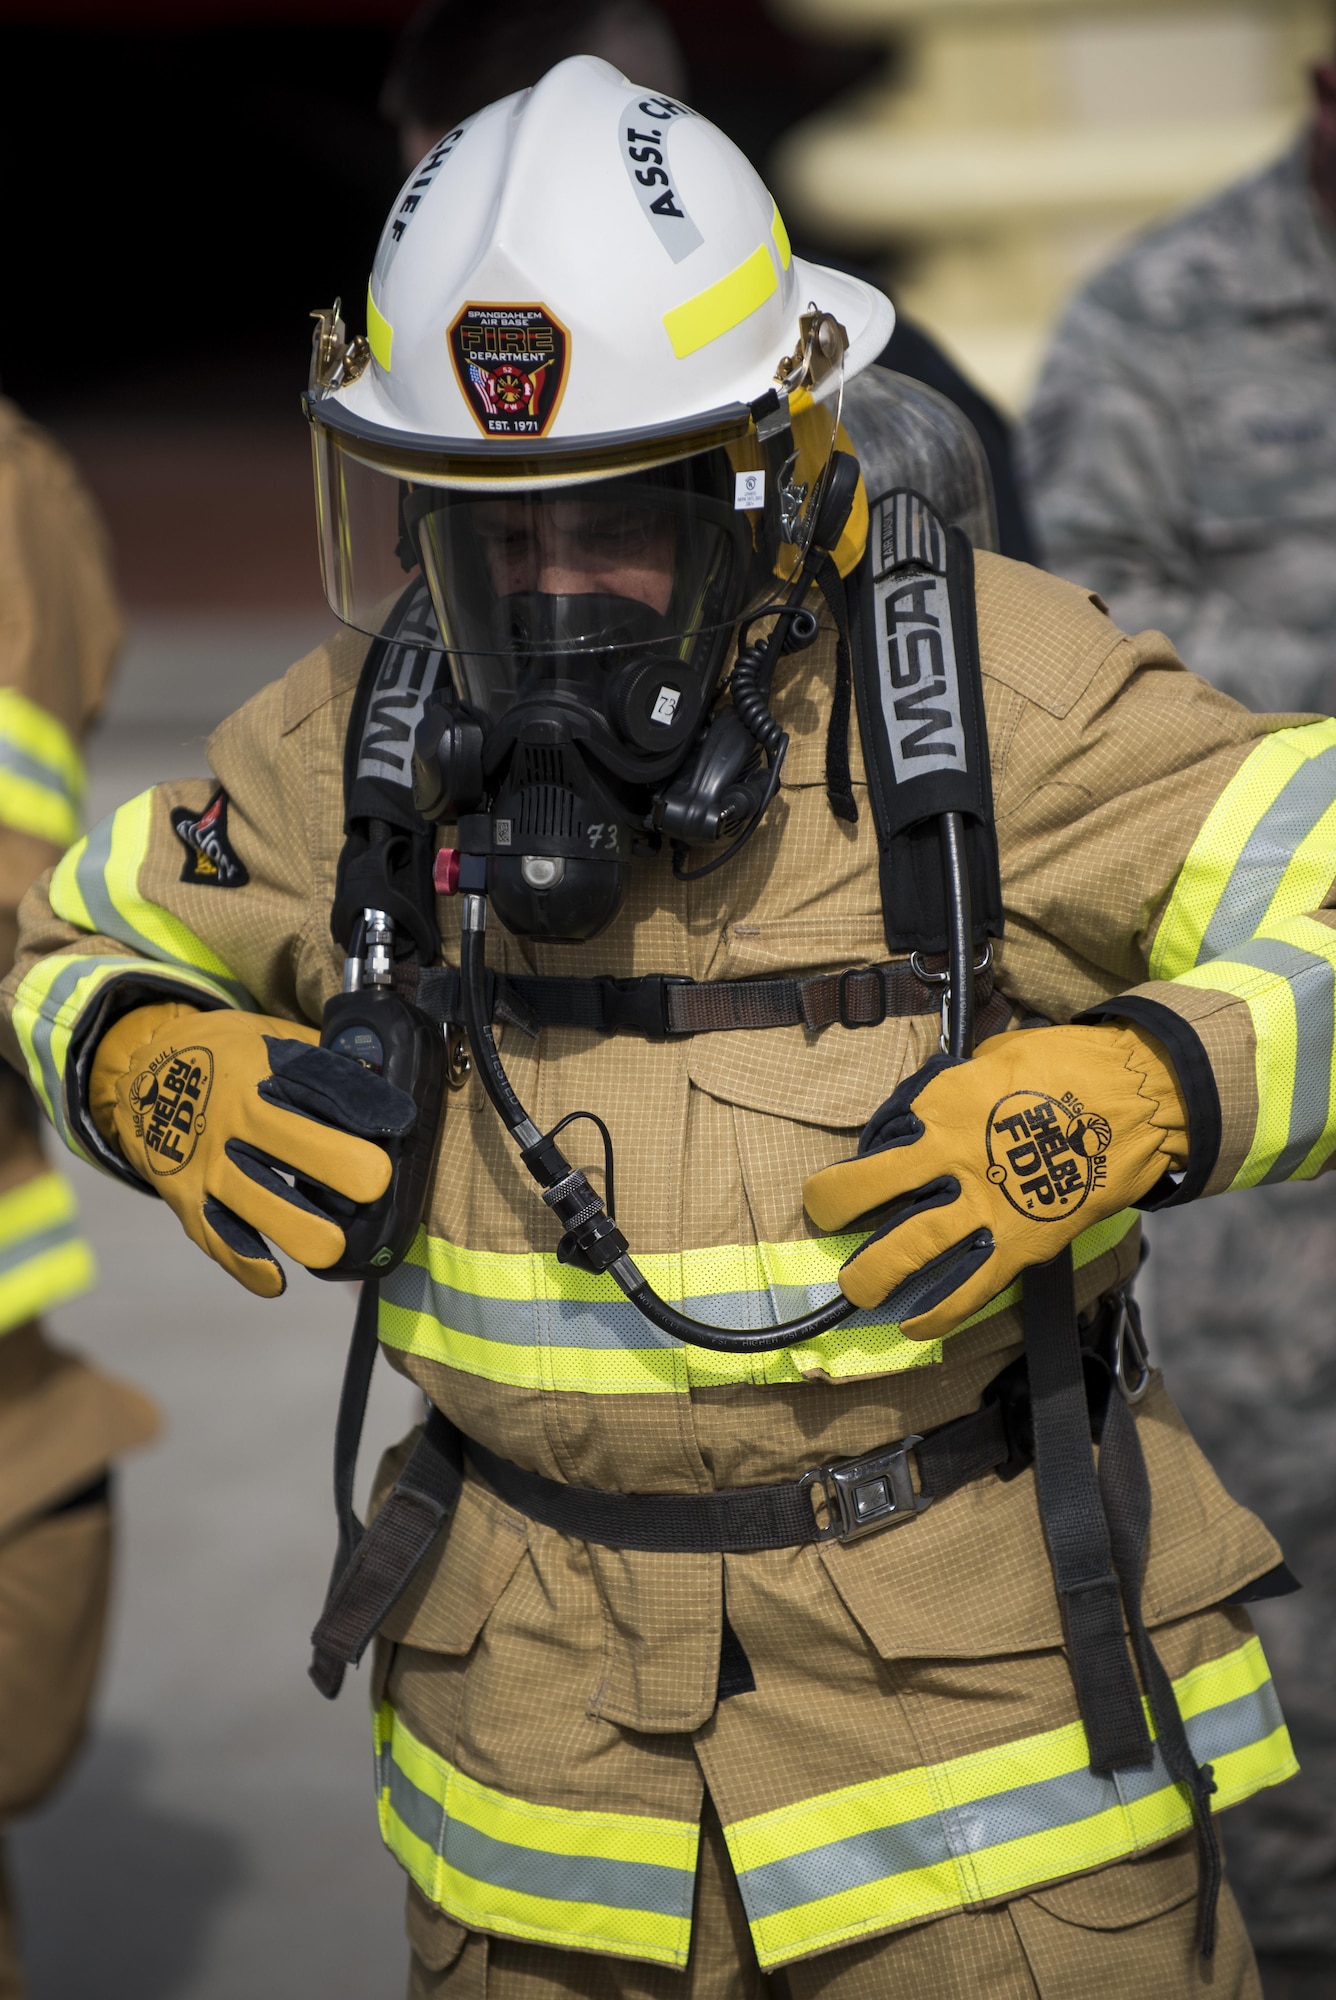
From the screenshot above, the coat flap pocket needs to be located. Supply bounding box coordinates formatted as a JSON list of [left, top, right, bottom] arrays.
[[687, 1012, 940, 1135], [406, 1883, 471, 1972], [371, 1433, 528, 1653], [1023, 1835, 1196, 1928], [822, 1378, 1284, 1661]]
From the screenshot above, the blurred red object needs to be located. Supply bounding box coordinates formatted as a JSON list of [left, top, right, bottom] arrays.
[[0, 1, 417, 20]]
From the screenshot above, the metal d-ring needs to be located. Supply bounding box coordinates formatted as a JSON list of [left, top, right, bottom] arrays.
[[911, 945, 993, 1054]]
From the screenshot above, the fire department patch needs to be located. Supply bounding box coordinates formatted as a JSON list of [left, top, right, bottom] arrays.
[[985, 1090, 1112, 1220], [129, 1045, 214, 1178], [171, 789, 249, 888], [448, 303, 570, 439]]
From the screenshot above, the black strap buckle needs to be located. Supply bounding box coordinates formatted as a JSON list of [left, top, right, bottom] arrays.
[[836, 966, 887, 1029], [800, 1435, 932, 1543]]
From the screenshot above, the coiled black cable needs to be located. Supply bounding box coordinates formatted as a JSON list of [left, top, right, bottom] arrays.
[[458, 912, 858, 1353]]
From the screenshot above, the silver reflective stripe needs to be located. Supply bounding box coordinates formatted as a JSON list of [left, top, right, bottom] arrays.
[[1224, 936, 1336, 1183], [735, 1678, 1284, 1925], [379, 1751, 692, 1917], [0, 1215, 80, 1279], [75, 815, 153, 960], [381, 1257, 882, 1348], [0, 736, 74, 799], [618, 95, 703, 263], [1201, 745, 1336, 960], [73, 814, 251, 1005], [26, 956, 101, 1140]]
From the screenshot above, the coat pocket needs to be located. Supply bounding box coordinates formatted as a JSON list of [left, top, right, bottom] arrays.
[[822, 1375, 1283, 1662], [370, 1429, 529, 1654]]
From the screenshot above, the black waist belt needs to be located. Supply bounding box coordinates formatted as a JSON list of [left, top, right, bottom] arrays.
[[307, 1309, 1129, 1693], [309, 1398, 1012, 1693], [396, 956, 1008, 1041], [466, 1400, 1005, 1553]]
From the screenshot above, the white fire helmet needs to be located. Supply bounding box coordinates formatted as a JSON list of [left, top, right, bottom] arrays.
[[305, 54, 892, 754]]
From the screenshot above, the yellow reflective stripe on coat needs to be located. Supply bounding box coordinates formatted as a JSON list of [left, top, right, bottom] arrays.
[[1151, 721, 1336, 1187], [49, 790, 252, 1005], [11, 951, 247, 1158], [0, 1171, 95, 1334], [377, 1209, 1138, 1391], [1152, 720, 1336, 980], [377, 1637, 1289, 1971], [725, 1635, 1293, 1971], [1168, 914, 1336, 1187], [0, 690, 84, 848], [374, 1703, 699, 1967]]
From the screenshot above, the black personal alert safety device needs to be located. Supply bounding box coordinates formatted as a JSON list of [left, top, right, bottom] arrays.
[[315, 907, 446, 1280]]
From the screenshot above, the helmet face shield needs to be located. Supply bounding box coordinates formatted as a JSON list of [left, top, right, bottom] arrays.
[[407, 467, 758, 760], [307, 417, 849, 784]]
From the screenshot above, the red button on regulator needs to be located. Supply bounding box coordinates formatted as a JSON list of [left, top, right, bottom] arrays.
[[433, 847, 461, 896]]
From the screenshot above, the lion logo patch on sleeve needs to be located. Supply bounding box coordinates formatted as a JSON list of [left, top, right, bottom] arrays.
[[171, 789, 249, 888]]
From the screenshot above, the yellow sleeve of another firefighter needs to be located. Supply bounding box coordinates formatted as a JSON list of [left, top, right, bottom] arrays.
[[0, 399, 125, 1329], [0, 623, 366, 1189]]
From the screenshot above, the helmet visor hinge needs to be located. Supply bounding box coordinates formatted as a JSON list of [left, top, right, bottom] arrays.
[[309, 301, 370, 397]]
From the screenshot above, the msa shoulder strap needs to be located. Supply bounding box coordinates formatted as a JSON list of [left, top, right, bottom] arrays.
[[331, 580, 450, 966], [854, 488, 1003, 956]]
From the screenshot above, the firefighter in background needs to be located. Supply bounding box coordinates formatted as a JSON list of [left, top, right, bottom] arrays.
[[3, 57, 1329, 1996], [0, 398, 158, 1995]]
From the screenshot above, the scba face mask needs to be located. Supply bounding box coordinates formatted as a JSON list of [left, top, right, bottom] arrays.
[[407, 451, 773, 940]]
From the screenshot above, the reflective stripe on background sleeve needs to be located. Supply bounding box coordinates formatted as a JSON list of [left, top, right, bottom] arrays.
[[723, 1634, 1293, 1971], [374, 1635, 1290, 1972], [376, 1210, 1138, 1393], [49, 791, 252, 1004], [11, 952, 249, 1160], [0, 1171, 95, 1333], [1152, 722, 1336, 1187], [0, 691, 84, 849], [373, 1703, 700, 1967]]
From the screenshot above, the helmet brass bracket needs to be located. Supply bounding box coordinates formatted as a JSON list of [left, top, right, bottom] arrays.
[[309, 301, 370, 397]]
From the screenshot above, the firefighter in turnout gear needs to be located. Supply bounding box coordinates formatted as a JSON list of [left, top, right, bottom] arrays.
[[0, 399, 159, 1993], [1, 58, 1326, 1996]]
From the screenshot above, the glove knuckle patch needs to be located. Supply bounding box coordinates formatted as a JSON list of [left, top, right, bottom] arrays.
[[128, 1044, 213, 1177], [985, 1088, 1112, 1220]]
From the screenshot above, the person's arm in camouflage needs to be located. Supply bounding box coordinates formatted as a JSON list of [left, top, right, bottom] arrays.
[[1020, 285, 1332, 713]]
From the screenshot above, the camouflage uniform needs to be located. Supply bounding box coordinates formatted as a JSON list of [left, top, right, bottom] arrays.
[[1021, 142, 1336, 1959]]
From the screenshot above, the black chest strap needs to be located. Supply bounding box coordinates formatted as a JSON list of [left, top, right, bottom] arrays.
[[394, 955, 1009, 1042]]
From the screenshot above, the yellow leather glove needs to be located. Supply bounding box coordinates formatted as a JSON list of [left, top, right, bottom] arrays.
[[803, 1025, 1187, 1342], [91, 1002, 414, 1299]]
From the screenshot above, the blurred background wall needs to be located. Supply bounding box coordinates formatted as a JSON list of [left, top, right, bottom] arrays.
[[776, 0, 1333, 410]]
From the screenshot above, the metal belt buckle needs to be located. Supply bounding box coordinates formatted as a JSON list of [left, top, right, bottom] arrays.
[[800, 1436, 932, 1543]]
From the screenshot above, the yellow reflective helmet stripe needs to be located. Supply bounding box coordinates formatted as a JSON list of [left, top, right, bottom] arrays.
[[51, 791, 252, 1004], [0, 1171, 95, 1334], [11, 951, 247, 1157], [1152, 719, 1336, 980], [0, 690, 84, 848], [378, 1636, 1290, 1972], [377, 1209, 1138, 1393], [367, 285, 393, 372], [374, 1703, 699, 1967], [663, 243, 779, 360], [724, 1635, 1292, 1970]]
